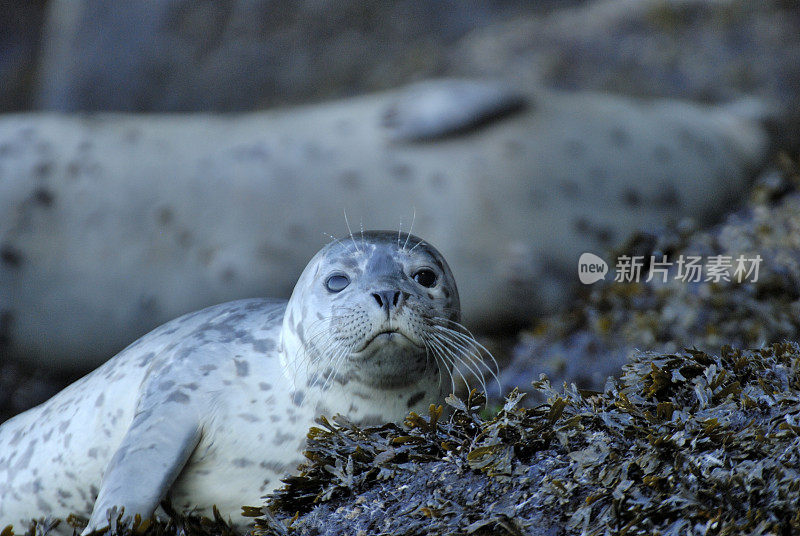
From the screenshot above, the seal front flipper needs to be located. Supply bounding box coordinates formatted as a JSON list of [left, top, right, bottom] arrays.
[[382, 79, 527, 141], [82, 386, 202, 534]]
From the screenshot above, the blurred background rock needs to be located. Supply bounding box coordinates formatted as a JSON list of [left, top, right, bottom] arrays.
[[2, 0, 798, 116]]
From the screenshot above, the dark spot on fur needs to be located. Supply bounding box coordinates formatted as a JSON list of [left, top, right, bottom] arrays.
[[655, 183, 681, 207], [157, 207, 174, 225], [430, 172, 447, 191], [609, 127, 630, 147], [407, 391, 426, 408], [653, 144, 672, 163], [34, 161, 53, 178], [303, 142, 322, 160], [166, 391, 190, 404], [389, 162, 412, 181], [66, 161, 80, 179], [573, 218, 591, 234], [253, 339, 276, 353], [259, 382, 272, 391], [235, 359, 250, 377], [17, 127, 35, 141], [339, 170, 361, 190], [232, 458, 254, 467], [272, 431, 295, 445], [94, 393, 105, 407], [596, 227, 615, 244], [292, 391, 305, 407], [221, 267, 237, 283], [565, 138, 587, 157], [559, 180, 581, 199], [124, 128, 141, 143], [32, 187, 55, 206], [622, 188, 642, 207], [589, 166, 608, 185], [159, 380, 175, 391], [1, 245, 23, 267], [177, 230, 192, 248], [200, 364, 218, 374], [528, 187, 549, 209], [336, 119, 355, 135], [678, 127, 714, 158], [503, 139, 523, 157], [36, 496, 53, 513]]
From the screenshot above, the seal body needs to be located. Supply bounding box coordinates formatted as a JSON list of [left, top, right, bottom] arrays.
[[0, 80, 770, 371], [0, 232, 474, 533]]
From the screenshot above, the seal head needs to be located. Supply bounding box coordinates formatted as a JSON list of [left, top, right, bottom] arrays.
[[282, 230, 462, 401]]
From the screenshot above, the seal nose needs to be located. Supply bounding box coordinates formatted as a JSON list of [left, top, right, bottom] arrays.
[[372, 290, 404, 313]]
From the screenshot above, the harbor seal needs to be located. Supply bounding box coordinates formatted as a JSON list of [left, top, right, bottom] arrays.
[[0, 231, 492, 533], [0, 79, 770, 372]]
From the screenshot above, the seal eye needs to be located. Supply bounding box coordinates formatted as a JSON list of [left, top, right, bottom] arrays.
[[325, 274, 350, 292], [413, 269, 437, 288]]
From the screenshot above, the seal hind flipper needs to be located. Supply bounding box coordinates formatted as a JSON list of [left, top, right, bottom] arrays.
[[382, 79, 527, 141]]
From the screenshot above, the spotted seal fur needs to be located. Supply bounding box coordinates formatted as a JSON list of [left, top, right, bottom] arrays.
[[0, 231, 493, 533], [0, 79, 770, 371]]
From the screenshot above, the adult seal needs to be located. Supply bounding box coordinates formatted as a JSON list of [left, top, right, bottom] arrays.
[[0, 79, 771, 372], [0, 231, 491, 534]]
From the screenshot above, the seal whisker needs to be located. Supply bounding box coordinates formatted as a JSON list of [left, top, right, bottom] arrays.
[[425, 336, 468, 394], [423, 345, 443, 390], [430, 330, 488, 395], [343, 208, 362, 254], [429, 329, 488, 395], [423, 339, 456, 395], [432, 333, 500, 391], [322, 231, 347, 250], [318, 344, 351, 393], [408, 239, 425, 253], [432, 322, 498, 374], [403, 207, 416, 251], [432, 318, 501, 382], [397, 216, 403, 247]]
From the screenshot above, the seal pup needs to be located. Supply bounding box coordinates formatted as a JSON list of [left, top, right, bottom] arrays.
[[0, 79, 770, 371], [0, 231, 494, 533]]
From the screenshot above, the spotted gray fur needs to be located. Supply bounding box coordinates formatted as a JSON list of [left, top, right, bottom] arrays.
[[0, 231, 494, 535], [0, 80, 770, 372]]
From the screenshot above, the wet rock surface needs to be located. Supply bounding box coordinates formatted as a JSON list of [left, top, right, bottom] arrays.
[[502, 153, 800, 401], [12, 341, 800, 535], [250, 343, 800, 535]]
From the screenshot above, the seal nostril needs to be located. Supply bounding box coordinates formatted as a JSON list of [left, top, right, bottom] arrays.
[[373, 290, 402, 311]]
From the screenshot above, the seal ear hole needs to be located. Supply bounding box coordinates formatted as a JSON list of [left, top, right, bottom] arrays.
[[413, 269, 437, 288], [325, 274, 350, 292]]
